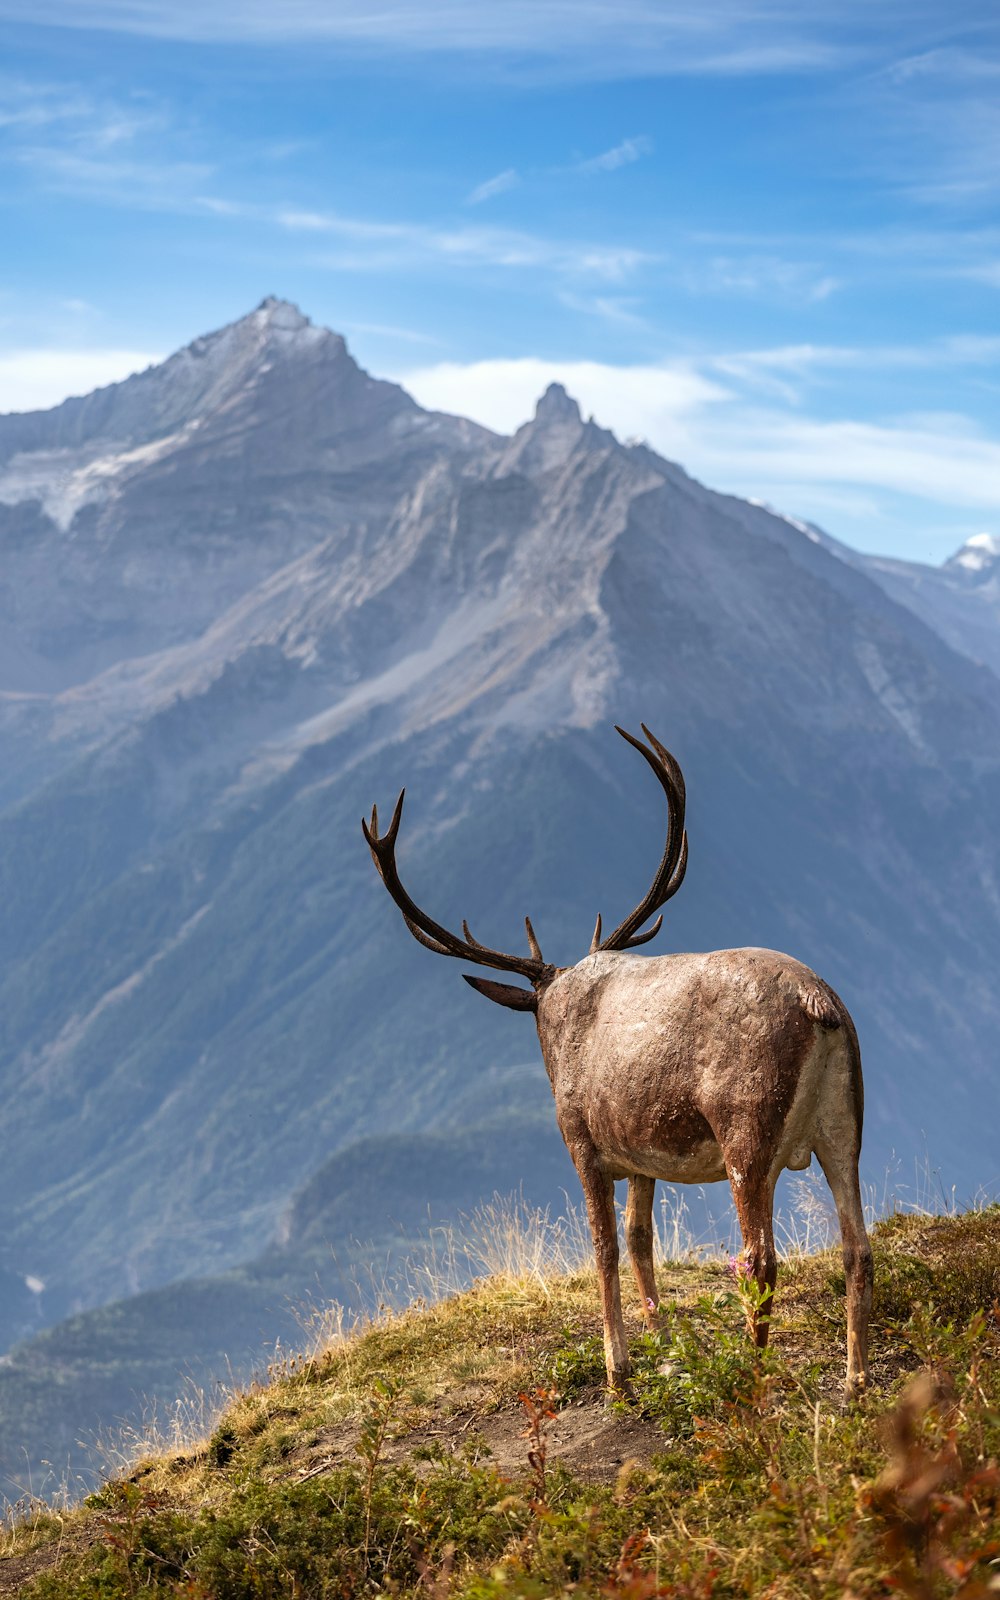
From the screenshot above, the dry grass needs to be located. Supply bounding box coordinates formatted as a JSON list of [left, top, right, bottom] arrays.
[[42, 1169, 996, 1492], [3, 1190, 999, 1598]]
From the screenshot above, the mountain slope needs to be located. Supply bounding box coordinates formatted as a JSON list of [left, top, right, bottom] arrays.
[[0, 1112, 577, 1496], [835, 532, 1000, 682]]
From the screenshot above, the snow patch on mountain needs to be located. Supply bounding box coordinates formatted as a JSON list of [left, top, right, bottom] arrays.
[[826, 527, 1000, 681], [747, 498, 823, 545], [947, 532, 1000, 574], [0, 427, 197, 530]]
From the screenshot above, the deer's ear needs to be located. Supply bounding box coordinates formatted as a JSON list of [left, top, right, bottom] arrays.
[[463, 975, 538, 1012]]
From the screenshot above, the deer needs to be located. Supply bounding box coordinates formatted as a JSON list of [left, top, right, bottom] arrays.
[[363, 725, 873, 1401]]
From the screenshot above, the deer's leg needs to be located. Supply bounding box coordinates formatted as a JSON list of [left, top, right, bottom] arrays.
[[625, 1175, 659, 1327], [816, 1148, 873, 1401], [576, 1158, 631, 1393], [727, 1166, 778, 1349]]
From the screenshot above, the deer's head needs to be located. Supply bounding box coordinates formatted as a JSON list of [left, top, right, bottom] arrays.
[[362, 724, 688, 1012]]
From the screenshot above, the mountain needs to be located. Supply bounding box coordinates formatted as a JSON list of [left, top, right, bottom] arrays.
[[0, 299, 998, 1391], [0, 296, 491, 739], [817, 530, 1000, 683]]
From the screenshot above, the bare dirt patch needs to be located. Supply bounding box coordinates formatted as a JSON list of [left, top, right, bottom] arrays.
[[0, 1525, 89, 1598], [288, 1387, 670, 1489]]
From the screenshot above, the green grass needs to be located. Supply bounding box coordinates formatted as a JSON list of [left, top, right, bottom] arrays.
[[3, 1207, 999, 1598]]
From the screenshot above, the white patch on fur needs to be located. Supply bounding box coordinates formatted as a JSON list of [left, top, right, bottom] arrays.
[[603, 1139, 727, 1184]]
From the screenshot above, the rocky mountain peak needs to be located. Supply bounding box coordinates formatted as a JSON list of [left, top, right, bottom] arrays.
[[493, 381, 590, 477], [0, 299, 358, 475], [245, 295, 341, 353], [534, 382, 582, 425], [254, 295, 310, 328], [183, 297, 338, 370], [945, 532, 1000, 578]]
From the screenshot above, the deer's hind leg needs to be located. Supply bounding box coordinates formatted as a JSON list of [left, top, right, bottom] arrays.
[[726, 1164, 778, 1349], [574, 1152, 632, 1394], [625, 1175, 658, 1327], [815, 1143, 873, 1401]]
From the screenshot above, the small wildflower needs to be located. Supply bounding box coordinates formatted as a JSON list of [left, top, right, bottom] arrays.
[[727, 1254, 753, 1280], [646, 1297, 656, 1311]]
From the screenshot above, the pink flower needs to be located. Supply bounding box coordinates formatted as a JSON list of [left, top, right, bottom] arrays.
[[646, 1297, 656, 1311], [726, 1255, 753, 1280]]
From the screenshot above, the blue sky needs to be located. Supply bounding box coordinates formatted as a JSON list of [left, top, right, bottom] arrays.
[[2, 2, 999, 562]]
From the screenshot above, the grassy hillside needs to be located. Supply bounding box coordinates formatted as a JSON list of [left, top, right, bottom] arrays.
[[0, 1117, 578, 1499], [2, 1207, 998, 1598]]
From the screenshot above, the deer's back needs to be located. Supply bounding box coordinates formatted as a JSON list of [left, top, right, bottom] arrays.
[[537, 947, 852, 1182]]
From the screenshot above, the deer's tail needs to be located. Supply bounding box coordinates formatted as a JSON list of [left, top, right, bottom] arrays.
[[799, 980, 843, 1030]]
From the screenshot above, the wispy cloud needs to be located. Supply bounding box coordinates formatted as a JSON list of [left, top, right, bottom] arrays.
[[571, 135, 652, 175], [260, 138, 316, 162], [685, 41, 846, 74], [883, 47, 1000, 86], [961, 262, 1000, 288], [204, 197, 654, 282], [5, 95, 653, 287], [343, 320, 442, 346], [0, 75, 168, 144], [0, 1, 890, 79], [465, 138, 650, 209], [697, 411, 1000, 515], [0, 75, 98, 131], [557, 291, 648, 328], [713, 334, 1000, 377], [263, 205, 405, 242], [708, 333, 1000, 402], [466, 168, 519, 204], [2, 74, 208, 209], [684, 220, 1000, 302], [684, 254, 840, 303], [20, 145, 213, 201], [859, 38, 1000, 206]]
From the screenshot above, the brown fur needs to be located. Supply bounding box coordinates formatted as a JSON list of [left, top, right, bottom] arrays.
[[530, 947, 872, 1396]]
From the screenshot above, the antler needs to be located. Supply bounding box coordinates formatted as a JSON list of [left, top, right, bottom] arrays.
[[592, 724, 688, 954], [362, 791, 555, 985]]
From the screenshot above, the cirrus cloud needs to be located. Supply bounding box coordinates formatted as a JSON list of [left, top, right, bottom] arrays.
[[466, 168, 520, 205]]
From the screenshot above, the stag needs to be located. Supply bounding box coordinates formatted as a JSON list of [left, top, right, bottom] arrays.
[[363, 727, 873, 1400]]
